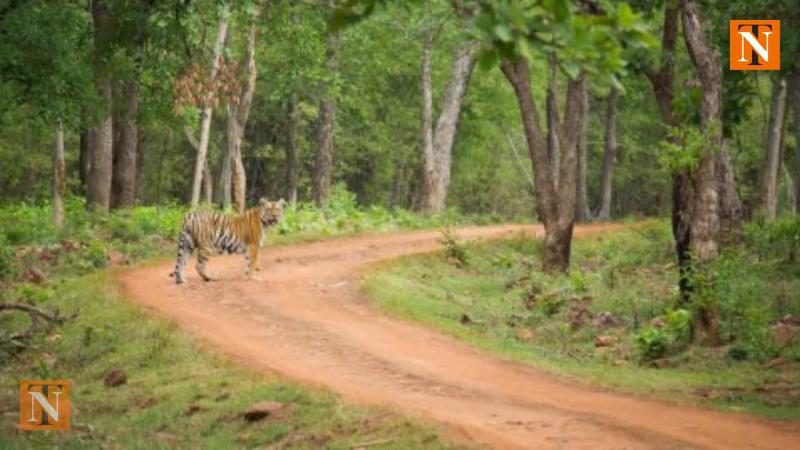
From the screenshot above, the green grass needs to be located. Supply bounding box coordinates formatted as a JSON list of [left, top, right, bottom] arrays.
[[362, 220, 800, 420], [0, 272, 459, 449]]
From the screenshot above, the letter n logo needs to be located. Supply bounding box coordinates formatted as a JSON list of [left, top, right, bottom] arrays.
[[730, 20, 780, 70], [19, 380, 71, 430]]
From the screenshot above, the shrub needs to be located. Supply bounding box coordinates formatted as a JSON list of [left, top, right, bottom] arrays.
[[440, 227, 468, 266], [636, 327, 671, 361]]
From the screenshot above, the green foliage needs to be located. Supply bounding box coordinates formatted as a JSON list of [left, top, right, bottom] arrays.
[[635, 309, 691, 361], [440, 226, 469, 266]]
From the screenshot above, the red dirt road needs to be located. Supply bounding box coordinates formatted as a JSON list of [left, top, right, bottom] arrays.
[[117, 224, 800, 449]]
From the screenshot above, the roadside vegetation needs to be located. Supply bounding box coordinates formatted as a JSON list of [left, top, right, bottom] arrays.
[[363, 219, 800, 420], [0, 193, 487, 449]]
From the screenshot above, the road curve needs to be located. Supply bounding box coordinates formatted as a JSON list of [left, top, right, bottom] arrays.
[[117, 224, 800, 449]]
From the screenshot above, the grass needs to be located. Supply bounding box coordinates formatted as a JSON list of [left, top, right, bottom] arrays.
[[0, 272, 459, 449], [362, 220, 800, 420]]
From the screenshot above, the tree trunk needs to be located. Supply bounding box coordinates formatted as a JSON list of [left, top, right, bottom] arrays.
[[218, 147, 232, 207], [682, 0, 722, 345], [717, 143, 743, 243], [87, 77, 113, 212], [501, 57, 585, 272], [419, 32, 435, 212], [419, 39, 479, 213], [227, 25, 258, 213], [189, 14, 228, 208], [79, 128, 90, 190], [790, 73, 800, 213], [87, 2, 113, 213], [285, 92, 300, 204], [312, 28, 340, 206], [546, 55, 561, 186], [596, 87, 618, 220], [761, 75, 787, 219], [52, 121, 65, 229], [111, 79, 139, 209], [575, 87, 591, 222]]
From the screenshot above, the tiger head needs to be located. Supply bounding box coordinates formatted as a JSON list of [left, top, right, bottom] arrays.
[[258, 198, 285, 227]]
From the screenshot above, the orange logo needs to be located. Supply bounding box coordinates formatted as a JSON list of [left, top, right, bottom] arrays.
[[19, 380, 70, 430], [730, 20, 780, 70]]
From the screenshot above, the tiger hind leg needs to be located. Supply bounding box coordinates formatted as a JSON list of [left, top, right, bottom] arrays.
[[195, 246, 214, 282], [171, 230, 194, 284]]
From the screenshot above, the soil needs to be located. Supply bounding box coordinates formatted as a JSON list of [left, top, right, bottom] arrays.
[[117, 224, 800, 449]]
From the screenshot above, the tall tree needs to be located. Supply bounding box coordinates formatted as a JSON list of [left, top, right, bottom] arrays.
[[761, 75, 787, 219], [502, 58, 588, 271], [111, 79, 140, 208], [188, 11, 229, 208], [52, 121, 66, 228], [575, 86, 591, 222], [312, 23, 340, 205], [419, 36, 479, 213], [596, 87, 619, 220], [285, 92, 301, 204], [226, 24, 258, 213], [791, 73, 800, 213], [681, 0, 724, 344], [87, 1, 114, 212]]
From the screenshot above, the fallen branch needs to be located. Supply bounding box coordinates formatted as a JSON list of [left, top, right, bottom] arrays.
[[0, 303, 67, 349]]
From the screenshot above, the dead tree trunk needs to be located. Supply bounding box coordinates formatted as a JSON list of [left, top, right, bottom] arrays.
[[761, 75, 787, 219], [312, 28, 340, 206], [285, 92, 300, 204], [189, 14, 228, 208], [111, 79, 139, 208], [501, 57, 586, 272], [419, 39, 479, 213], [226, 25, 258, 213], [52, 121, 65, 228], [596, 87, 618, 220]]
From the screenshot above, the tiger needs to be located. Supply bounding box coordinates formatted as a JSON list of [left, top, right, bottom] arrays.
[[170, 198, 285, 284]]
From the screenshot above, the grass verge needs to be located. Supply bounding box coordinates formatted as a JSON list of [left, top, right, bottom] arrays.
[[362, 220, 800, 420], [0, 272, 458, 449]]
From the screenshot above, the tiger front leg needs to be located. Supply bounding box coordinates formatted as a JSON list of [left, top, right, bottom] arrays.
[[245, 245, 261, 280], [195, 246, 215, 282]]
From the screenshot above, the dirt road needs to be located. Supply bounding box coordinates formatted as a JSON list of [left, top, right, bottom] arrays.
[[117, 224, 800, 449]]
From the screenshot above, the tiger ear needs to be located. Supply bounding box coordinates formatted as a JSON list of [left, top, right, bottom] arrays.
[[277, 198, 286, 207], [259, 198, 268, 206]]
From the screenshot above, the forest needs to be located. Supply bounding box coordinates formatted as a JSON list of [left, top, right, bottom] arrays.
[[1, 0, 800, 448]]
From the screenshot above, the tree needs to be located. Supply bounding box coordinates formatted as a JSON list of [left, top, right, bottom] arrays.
[[418, 31, 479, 213], [225, 24, 258, 213], [760, 75, 787, 219], [52, 121, 66, 228], [575, 83, 591, 222], [679, 0, 725, 344], [595, 88, 618, 220], [87, 1, 114, 212], [791, 73, 800, 213], [312, 20, 340, 206], [111, 79, 140, 208], [187, 9, 229, 208]]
